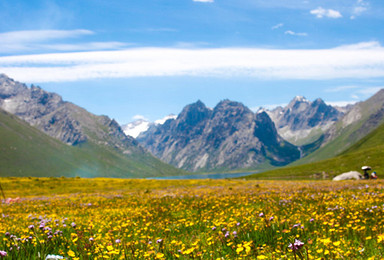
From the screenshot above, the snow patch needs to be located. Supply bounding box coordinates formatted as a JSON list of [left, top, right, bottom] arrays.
[[122, 120, 150, 138], [155, 114, 177, 125]]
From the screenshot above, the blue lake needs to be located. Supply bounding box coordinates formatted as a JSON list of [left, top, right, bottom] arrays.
[[149, 171, 257, 180]]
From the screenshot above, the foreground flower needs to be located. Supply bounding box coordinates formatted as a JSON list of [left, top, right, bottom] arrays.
[[0, 251, 6, 257], [288, 239, 304, 251]]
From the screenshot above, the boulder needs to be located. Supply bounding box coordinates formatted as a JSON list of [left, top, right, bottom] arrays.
[[333, 171, 363, 181]]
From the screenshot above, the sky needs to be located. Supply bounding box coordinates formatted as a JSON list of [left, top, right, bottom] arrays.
[[0, 0, 384, 124]]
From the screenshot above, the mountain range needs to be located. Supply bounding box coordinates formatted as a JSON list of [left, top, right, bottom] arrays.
[[0, 74, 183, 178], [1, 73, 384, 178], [137, 100, 300, 172], [267, 96, 345, 145], [246, 89, 384, 180]]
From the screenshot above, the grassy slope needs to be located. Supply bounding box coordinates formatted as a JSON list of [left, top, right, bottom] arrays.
[[0, 109, 183, 178], [245, 120, 384, 180], [293, 90, 384, 165]]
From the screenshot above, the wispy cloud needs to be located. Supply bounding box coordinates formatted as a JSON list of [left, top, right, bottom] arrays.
[[310, 7, 342, 18], [271, 23, 284, 30], [0, 29, 93, 43], [333, 41, 381, 50], [129, 28, 178, 33], [0, 29, 128, 53], [351, 0, 369, 19], [325, 85, 359, 93], [284, 30, 308, 37], [326, 85, 383, 101], [1, 41, 384, 83], [358, 87, 383, 96], [325, 100, 357, 107]]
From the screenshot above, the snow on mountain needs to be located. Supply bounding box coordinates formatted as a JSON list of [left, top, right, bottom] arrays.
[[122, 114, 177, 138], [154, 114, 177, 125], [122, 119, 150, 138]]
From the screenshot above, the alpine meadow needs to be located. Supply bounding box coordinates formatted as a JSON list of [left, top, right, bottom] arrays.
[[1, 0, 384, 259]]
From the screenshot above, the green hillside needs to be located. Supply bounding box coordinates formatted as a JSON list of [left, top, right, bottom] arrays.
[[0, 109, 183, 178], [245, 119, 384, 180], [289, 90, 384, 166]]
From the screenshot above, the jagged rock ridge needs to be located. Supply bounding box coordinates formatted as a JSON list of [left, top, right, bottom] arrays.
[[267, 96, 345, 145], [0, 74, 143, 155], [138, 100, 300, 172]]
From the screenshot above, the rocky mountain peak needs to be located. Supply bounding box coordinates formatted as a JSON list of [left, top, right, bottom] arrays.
[[177, 100, 211, 128], [0, 74, 141, 153], [138, 99, 300, 172], [267, 96, 344, 145]]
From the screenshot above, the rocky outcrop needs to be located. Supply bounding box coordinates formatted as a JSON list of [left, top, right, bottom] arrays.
[[138, 100, 300, 172], [0, 74, 142, 154], [267, 96, 344, 145]]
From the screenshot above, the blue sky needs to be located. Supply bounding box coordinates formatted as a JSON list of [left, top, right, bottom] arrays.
[[0, 0, 384, 123]]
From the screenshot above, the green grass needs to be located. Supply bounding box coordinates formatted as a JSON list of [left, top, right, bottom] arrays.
[[245, 119, 384, 180], [0, 109, 184, 178]]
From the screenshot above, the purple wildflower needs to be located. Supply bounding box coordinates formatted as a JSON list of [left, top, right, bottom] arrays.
[[288, 239, 304, 252], [89, 237, 94, 242], [224, 231, 230, 238], [236, 222, 241, 226], [259, 212, 264, 217], [269, 216, 274, 221], [28, 225, 34, 230], [212, 226, 217, 231], [292, 223, 301, 228], [71, 222, 76, 228], [115, 239, 121, 244], [156, 239, 163, 244], [0, 251, 6, 257]]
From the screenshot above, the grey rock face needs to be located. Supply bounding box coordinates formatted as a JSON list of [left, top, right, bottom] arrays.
[[138, 100, 300, 172], [267, 96, 344, 145], [323, 89, 384, 146], [0, 74, 141, 154]]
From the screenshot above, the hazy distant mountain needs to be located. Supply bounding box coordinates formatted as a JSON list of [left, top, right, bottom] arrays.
[[294, 88, 384, 165], [138, 100, 300, 172], [267, 96, 345, 145], [0, 74, 183, 177], [122, 114, 177, 138]]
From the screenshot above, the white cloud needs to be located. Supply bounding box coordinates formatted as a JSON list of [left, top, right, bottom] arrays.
[[334, 41, 381, 50], [284, 30, 308, 37], [0, 30, 93, 44], [350, 0, 369, 19], [325, 100, 357, 107], [272, 23, 284, 30], [310, 7, 342, 18], [0, 29, 130, 53], [1, 41, 384, 83], [326, 85, 383, 101], [193, 0, 214, 2], [39, 42, 129, 51], [357, 87, 383, 96], [325, 85, 359, 93]]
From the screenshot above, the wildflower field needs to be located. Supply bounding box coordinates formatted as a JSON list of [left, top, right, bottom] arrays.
[[1, 177, 384, 259]]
